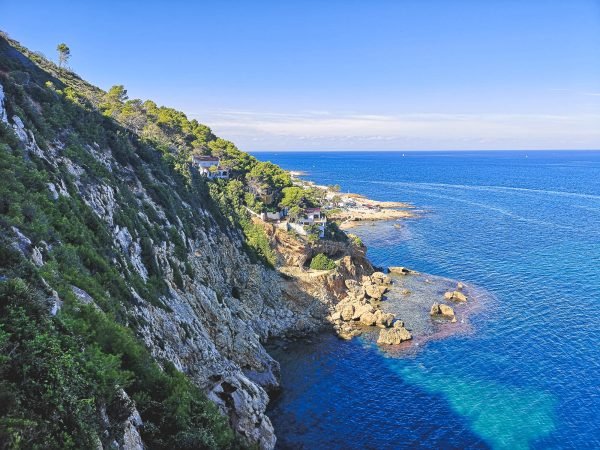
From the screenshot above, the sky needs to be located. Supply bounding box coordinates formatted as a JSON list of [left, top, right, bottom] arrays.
[[2, 0, 600, 151]]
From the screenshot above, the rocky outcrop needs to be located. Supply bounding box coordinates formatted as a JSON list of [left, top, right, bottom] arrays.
[[98, 389, 144, 450], [327, 271, 401, 340], [430, 302, 456, 322], [0, 82, 8, 124]]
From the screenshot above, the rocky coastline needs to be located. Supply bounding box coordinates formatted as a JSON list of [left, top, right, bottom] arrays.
[[0, 37, 473, 448], [253, 178, 477, 448]]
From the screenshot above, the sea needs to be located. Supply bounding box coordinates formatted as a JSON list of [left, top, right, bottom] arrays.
[[251, 150, 600, 450]]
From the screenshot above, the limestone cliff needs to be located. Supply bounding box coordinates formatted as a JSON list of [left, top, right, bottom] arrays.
[[0, 35, 335, 449]]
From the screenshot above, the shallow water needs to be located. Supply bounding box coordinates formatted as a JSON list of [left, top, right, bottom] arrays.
[[257, 151, 600, 449]]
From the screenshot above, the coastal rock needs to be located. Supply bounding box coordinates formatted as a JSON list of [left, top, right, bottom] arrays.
[[337, 322, 361, 340], [457, 282, 465, 291], [377, 326, 412, 345], [388, 266, 416, 275], [374, 310, 395, 328], [365, 283, 387, 300], [430, 302, 456, 321], [340, 304, 355, 321], [359, 311, 377, 326], [444, 290, 468, 302], [371, 271, 392, 285], [352, 303, 374, 320]]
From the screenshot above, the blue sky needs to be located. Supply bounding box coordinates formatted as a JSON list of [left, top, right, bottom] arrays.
[[2, 0, 600, 150]]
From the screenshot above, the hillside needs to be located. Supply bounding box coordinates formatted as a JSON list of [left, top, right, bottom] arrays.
[[0, 33, 392, 450]]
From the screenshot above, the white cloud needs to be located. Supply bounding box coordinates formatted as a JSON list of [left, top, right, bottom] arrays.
[[188, 109, 600, 150]]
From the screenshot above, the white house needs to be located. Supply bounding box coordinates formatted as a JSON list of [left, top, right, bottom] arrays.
[[192, 155, 230, 179], [296, 207, 326, 238]]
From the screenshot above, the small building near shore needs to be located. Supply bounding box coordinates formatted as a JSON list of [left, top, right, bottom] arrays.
[[296, 207, 326, 238]]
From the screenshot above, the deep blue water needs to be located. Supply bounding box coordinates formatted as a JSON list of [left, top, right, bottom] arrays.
[[254, 151, 600, 450]]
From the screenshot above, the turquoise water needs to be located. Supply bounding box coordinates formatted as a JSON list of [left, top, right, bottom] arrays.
[[255, 151, 600, 449]]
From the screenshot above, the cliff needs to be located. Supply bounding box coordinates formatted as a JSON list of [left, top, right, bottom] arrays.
[[0, 34, 385, 449]]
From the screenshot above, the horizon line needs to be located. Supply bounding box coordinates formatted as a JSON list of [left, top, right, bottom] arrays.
[[249, 148, 600, 153]]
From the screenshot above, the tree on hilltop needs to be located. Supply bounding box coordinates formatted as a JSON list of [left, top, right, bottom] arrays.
[[56, 43, 70, 70]]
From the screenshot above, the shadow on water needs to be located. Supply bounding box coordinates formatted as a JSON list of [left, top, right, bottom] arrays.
[[267, 330, 556, 450], [267, 333, 490, 450]]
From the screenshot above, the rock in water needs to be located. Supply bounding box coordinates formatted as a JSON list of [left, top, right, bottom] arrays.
[[377, 326, 412, 345], [444, 290, 468, 302], [430, 302, 456, 321], [388, 266, 416, 275]]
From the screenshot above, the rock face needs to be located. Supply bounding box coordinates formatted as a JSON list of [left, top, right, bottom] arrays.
[[377, 325, 412, 345], [0, 78, 331, 449], [444, 290, 468, 302], [430, 302, 456, 322]]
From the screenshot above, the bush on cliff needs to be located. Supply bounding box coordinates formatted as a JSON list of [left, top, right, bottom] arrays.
[[309, 253, 336, 270]]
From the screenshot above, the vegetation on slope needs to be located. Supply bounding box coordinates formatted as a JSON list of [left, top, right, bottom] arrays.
[[0, 33, 253, 449]]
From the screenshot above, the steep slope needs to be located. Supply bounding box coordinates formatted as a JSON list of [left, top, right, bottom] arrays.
[[0, 34, 331, 449]]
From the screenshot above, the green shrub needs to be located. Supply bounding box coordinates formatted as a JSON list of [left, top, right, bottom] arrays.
[[309, 253, 336, 270], [348, 233, 363, 247]]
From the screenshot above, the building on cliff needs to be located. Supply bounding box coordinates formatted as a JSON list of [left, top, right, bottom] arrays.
[[289, 207, 327, 238], [192, 155, 230, 179]]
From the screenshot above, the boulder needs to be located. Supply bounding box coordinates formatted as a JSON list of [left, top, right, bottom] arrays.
[[377, 326, 412, 345], [359, 311, 377, 326], [340, 304, 355, 321], [371, 271, 392, 285], [444, 291, 468, 302], [352, 303, 374, 320], [430, 302, 456, 321], [338, 323, 361, 340], [353, 286, 367, 301], [365, 284, 387, 300], [375, 311, 395, 328], [456, 282, 465, 291]]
